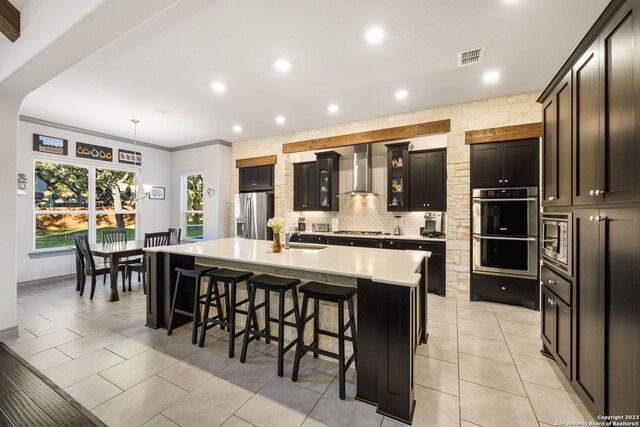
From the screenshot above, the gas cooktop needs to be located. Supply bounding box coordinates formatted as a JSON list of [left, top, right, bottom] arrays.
[[333, 230, 383, 236]]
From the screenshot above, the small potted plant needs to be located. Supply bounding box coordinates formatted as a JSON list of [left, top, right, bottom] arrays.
[[267, 217, 286, 253]]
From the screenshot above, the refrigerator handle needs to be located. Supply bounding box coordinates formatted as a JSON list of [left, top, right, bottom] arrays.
[[246, 197, 253, 239]]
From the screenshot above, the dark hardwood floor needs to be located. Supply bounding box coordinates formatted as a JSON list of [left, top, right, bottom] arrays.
[[0, 343, 104, 427]]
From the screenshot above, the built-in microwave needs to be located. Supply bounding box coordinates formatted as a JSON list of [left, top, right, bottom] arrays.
[[541, 213, 572, 275]]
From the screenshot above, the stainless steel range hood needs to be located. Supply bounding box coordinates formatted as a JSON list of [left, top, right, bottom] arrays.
[[340, 143, 378, 195]]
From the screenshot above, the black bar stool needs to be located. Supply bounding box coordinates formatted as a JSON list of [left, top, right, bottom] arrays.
[[292, 281, 357, 400], [167, 265, 217, 344], [240, 274, 301, 376], [199, 268, 261, 357]]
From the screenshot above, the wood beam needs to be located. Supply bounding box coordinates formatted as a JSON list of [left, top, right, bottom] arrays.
[[465, 122, 542, 145], [282, 120, 450, 154], [0, 0, 20, 43], [235, 154, 277, 168]]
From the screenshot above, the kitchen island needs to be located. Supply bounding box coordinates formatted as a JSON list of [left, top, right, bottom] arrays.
[[144, 237, 429, 424]]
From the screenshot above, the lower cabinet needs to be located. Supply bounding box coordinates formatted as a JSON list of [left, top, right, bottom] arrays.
[[289, 234, 327, 244], [541, 284, 572, 380], [470, 274, 539, 309], [325, 236, 380, 248], [383, 240, 446, 296]]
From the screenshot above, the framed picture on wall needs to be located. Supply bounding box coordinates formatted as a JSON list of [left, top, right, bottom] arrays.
[[118, 149, 142, 165], [33, 134, 68, 155], [149, 187, 165, 200], [76, 142, 113, 162]]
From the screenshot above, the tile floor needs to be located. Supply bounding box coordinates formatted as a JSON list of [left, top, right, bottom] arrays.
[[3, 275, 594, 427]]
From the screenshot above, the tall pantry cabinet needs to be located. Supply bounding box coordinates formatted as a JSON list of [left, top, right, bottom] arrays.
[[539, 0, 640, 418]]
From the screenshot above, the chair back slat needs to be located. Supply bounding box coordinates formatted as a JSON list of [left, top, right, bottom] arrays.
[[168, 228, 181, 245], [144, 232, 169, 248], [74, 234, 96, 274], [103, 229, 127, 244]]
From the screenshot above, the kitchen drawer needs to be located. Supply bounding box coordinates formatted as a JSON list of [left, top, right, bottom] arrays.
[[326, 236, 380, 248], [290, 234, 328, 244], [541, 265, 571, 306], [471, 274, 539, 309]]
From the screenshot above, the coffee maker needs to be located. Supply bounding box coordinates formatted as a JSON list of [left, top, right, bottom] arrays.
[[421, 212, 445, 238]]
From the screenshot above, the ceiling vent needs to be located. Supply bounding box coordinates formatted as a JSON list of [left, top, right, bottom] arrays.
[[457, 47, 485, 67], [152, 107, 176, 115]]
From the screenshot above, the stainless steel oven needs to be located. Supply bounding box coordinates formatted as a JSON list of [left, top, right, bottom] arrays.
[[541, 212, 572, 275], [472, 187, 538, 279]]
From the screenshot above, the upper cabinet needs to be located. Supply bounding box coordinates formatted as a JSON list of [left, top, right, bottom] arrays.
[[409, 149, 447, 211], [386, 142, 410, 211], [316, 151, 341, 211], [542, 72, 573, 207], [239, 165, 274, 192], [471, 139, 539, 188], [293, 161, 317, 211]]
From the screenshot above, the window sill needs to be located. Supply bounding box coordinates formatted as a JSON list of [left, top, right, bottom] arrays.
[[28, 248, 75, 259]]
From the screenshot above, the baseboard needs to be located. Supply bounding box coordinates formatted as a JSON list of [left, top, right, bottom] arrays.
[[0, 326, 19, 341], [17, 274, 75, 288]]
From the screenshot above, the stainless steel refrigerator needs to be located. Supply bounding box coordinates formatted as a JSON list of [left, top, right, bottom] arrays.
[[234, 192, 274, 240]]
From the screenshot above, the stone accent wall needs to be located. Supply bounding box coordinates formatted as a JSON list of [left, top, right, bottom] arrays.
[[229, 92, 542, 299]]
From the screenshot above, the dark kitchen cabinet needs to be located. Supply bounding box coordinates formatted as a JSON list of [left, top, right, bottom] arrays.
[[325, 236, 380, 248], [293, 162, 317, 211], [542, 72, 573, 207], [541, 285, 572, 381], [316, 151, 340, 211], [470, 274, 539, 309], [382, 239, 446, 296], [409, 149, 447, 211], [289, 234, 327, 245], [470, 139, 539, 188], [386, 143, 410, 211], [239, 165, 274, 192]]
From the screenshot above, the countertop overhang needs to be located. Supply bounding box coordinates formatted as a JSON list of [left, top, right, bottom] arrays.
[[145, 237, 428, 287]]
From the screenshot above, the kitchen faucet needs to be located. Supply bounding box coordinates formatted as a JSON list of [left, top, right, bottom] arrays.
[[284, 226, 300, 249]]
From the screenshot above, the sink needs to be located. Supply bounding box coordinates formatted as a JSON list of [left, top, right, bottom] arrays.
[[287, 243, 328, 250]]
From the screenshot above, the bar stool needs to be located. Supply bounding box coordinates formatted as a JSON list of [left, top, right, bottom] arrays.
[[240, 274, 301, 376], [292, 281, 357, 400], [167, 265, 217, 344], [199, 268, 261, 357]]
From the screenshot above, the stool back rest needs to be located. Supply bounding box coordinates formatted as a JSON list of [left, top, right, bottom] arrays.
[[102, 229, 128, 244], [74, 234, 96, 275], [145, 232, 169, 248], [168, 228, 181, 245]]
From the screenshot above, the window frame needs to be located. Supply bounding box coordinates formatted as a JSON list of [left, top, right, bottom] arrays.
[[181, 171, 204, 241], [32, 158, 140, 252]]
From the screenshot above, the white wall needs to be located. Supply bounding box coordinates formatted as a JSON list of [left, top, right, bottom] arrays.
[[170, 144, 230, 241], [16, 121, 172, 283]]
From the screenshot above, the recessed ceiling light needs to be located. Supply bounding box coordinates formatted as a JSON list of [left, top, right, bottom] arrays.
[[365, 27, 385, 44], [211, 81, 226, 92], [232, 125, 242, 132], [394, 89, 409, 100], [274, 59, 291, 73], [275, 115, 286, 124], [327, 104, 340, 113], [483, 70, 500, 84]]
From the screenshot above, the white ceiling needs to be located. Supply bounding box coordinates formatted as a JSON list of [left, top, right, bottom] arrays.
[[20, 0, 609, 147]]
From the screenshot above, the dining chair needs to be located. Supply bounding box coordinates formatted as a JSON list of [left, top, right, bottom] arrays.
[[126, 231, 170, 294], [168, 228, 182, 245], [74, 234, 126, 300], [102, 228, 141, 284]]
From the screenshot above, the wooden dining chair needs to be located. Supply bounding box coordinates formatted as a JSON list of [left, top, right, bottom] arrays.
[[126, 232, 170, 294], [74, 234, 126, 300], [102, 228, 141, 283], [168, 228, 182, 245]]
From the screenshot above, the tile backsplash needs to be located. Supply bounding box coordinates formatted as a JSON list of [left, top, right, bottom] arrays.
[[287, 194, 443, 236]]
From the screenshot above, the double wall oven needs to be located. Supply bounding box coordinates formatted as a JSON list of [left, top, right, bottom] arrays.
[[472, 187, 538, 278]]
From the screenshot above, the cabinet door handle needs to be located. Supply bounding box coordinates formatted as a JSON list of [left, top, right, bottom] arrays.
[[501, 286, 506, 290], [389, 204, 392, 207], [423, 204, 426, 207], [499, 180, 503, 183], [350, 242, 354, 245], [599, 215, 608, 222], [594, 189, 605, 196], [589, 190, 595, 196], [548, 196, 556, 201], [427, 203, 430, 207], [418, 246, 422, 249], [589, 215, 596, 221], [504, 179, 509, 183], [548, 280, 557, 285]]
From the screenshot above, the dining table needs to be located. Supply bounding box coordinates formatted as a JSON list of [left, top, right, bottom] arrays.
[[75, 240, 146, 302]]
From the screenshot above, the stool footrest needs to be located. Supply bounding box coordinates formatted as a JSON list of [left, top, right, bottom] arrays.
[[345, 353, 356, 370], [316, 328, 354, 342], [174, 309, 195, 317], [300, 345, 339, 360]]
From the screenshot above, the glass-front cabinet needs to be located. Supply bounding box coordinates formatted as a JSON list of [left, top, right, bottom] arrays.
[[316, 151, 340, 211], [386, 142, 410, 211]]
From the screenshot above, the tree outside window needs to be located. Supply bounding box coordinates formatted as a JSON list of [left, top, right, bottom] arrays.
[[184, 173, 204, 239]]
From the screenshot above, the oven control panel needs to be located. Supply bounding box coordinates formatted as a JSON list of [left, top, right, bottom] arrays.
[[474, 187, 537, 198]]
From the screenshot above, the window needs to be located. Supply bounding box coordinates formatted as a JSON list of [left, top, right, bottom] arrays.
[[182, 173, 204, 240], [33, 160, 139, 250]]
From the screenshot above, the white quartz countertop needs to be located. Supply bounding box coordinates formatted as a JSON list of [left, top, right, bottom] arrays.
[[146, 237, 428, 287], [299, 231, 446, 243]]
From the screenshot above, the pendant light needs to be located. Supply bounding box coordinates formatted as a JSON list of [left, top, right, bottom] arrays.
[[128, 119, 152, 200]]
